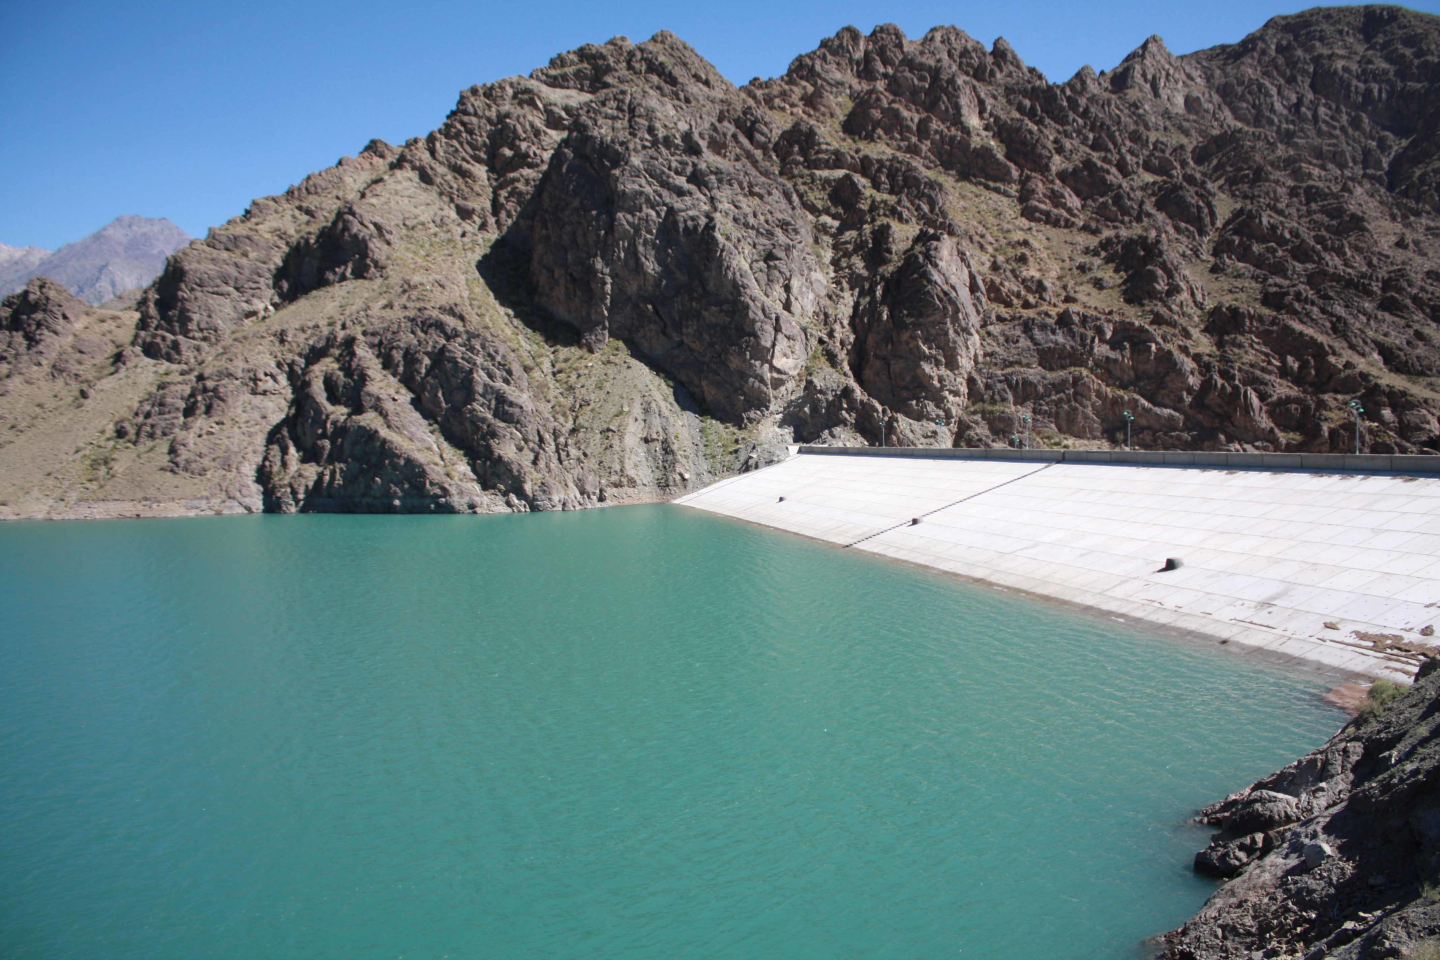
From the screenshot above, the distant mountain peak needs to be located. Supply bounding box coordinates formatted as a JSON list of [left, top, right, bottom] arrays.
[[0, 216, 191, 305], [0, 242, 49, 273]]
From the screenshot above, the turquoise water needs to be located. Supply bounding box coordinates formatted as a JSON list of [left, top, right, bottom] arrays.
[[0, 506, 1340, 959]]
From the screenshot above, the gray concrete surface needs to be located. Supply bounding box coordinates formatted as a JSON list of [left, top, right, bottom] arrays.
[[676, 450, 1440, 681]]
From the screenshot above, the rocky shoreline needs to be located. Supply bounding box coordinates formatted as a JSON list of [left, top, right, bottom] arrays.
[[1159, 666, 1440, 959]]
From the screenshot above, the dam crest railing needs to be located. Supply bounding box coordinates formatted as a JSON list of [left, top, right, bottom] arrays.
[[793, 445, 1440, 475]]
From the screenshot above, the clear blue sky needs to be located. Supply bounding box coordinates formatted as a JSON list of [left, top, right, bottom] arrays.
[[2, 0, 1435, 250]]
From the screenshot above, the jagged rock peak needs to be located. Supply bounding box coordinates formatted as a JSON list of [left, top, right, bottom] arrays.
[[4, 275, 86, 317], [1107, 32, 1201, 108], [530, 30, 730, 95], [990, 36, 1024, 68], [0, 277, 96, 380], [1130, 34, 1173, 58]]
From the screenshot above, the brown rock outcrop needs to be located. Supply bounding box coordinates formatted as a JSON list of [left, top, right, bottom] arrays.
[[0, 278, 94, 379], [852, 230, 984, 422], [1159, 671, 1440, 959]]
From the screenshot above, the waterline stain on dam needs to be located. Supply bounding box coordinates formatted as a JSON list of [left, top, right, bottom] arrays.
[[0, 507, 1342, 959]]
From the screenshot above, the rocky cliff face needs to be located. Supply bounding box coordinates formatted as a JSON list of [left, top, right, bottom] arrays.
[[1160, 669, 1440, 959], [1, 216, 192, 306], [2, 5, 1438, 517]]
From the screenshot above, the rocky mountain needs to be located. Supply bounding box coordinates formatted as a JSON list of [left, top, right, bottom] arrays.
[[1, 5, 1438, 519], [0, 242, 49, 282], [0, 216, 191, 306], [1159, 668, 1440, 958]]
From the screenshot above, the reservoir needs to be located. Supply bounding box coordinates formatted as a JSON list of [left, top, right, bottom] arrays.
[[0, 506, 1342, 959]]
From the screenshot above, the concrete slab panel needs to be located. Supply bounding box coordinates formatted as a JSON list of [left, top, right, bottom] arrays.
[[679, 451, 1434, 680]]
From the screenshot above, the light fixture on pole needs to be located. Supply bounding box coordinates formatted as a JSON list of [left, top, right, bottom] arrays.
[[1348, 400, 1364, 455], [1121, 410, 1134, 450], [1021, 413, 1031, 450]]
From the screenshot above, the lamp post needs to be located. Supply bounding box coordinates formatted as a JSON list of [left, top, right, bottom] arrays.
[[1349, 400, 1364, 454], [1010, 434, 1020, 449], [1122, 410, 1134, 450], [1021, 414, 1031, 450]]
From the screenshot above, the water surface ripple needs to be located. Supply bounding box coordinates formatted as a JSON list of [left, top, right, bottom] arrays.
[[0, 506, 1341, 958]]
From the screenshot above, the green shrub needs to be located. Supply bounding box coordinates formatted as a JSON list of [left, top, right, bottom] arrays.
[[1371, 679, 1406, 705], [1356, 678, 1410, 722]]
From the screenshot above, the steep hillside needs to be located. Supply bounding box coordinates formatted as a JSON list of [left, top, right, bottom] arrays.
[[2, 5, 1438, 518], [0, 216, 192, 306]]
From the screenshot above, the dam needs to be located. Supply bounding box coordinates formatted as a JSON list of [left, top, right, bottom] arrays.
[[676, 447, 1440, 682]]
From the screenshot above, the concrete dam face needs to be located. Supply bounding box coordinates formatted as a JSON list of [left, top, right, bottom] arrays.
[[676, 449, 1440, 681]]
